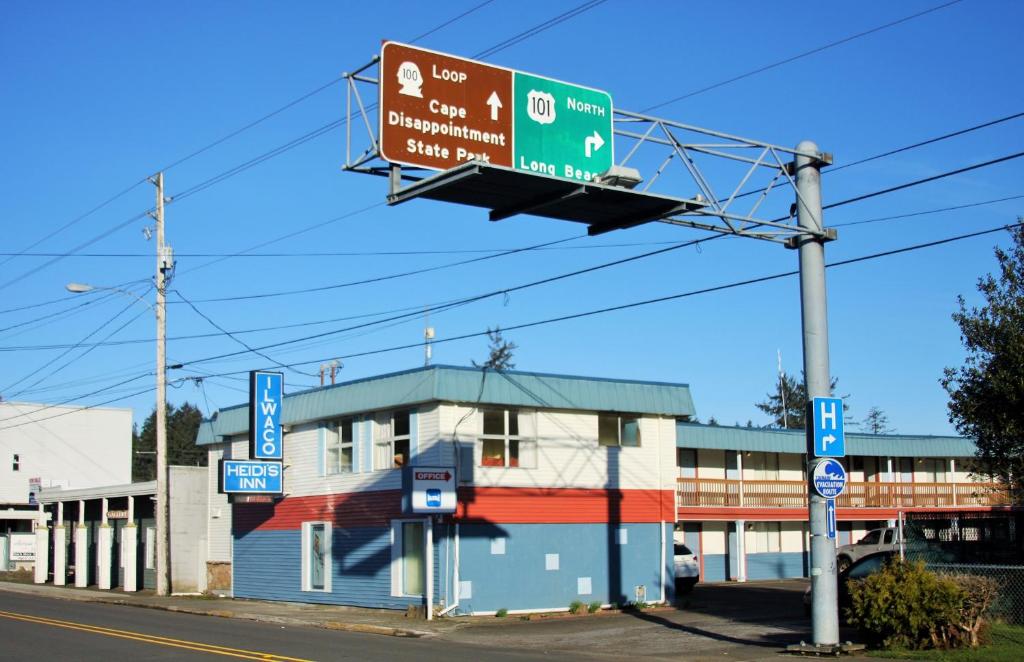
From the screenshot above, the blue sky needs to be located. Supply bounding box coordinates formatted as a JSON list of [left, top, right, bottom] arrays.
[[1, 0, 1021, 436]]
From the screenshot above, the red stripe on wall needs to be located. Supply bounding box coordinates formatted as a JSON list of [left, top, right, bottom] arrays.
[[456, 487, 675, 524], [233, 490, 404, 533], [233, 487, 675, 532]]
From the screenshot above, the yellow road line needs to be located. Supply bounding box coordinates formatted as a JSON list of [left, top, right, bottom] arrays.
[[0, 610, 314, 661]]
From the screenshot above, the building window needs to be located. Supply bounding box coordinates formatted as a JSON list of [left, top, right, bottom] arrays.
[[12, 454, 19, 471], [375, 410, 411, 470], [325, 419, 354, 475], [390, 520, 425, 597], [479, 408, 536, 468], [746, 521, 781, 554], [301, 521, 332, 592], [598, 414, 641, 447], [677, 448, 696, 478], [145, 527, 156, 570]]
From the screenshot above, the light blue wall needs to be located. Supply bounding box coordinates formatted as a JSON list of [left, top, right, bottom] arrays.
[[703, 553, 731, 582], [456, 522, 669, 614], [745, 552, 806, 580], [234, 526, 437, 610]]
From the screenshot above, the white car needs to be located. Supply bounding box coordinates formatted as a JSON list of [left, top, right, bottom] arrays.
[[674, 543, 699, 593]]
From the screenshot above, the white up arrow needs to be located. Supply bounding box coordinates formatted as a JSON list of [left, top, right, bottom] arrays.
[[584, 131, 605, 157], [486, 91, 502, 121]]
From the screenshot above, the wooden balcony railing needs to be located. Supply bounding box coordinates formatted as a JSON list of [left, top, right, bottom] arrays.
[[676, 477, 1013, 509]]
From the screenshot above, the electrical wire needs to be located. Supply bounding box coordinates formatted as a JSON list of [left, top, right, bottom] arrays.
[[172, 289, 317, 379], [184, 234, 583, 303], [189, 221, 1024, 380], [641, 0, 964, 112]]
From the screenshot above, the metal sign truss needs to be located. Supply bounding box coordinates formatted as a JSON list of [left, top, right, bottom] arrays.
[[341, 55, 833, 244]]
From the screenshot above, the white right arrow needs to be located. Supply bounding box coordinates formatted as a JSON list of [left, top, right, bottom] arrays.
[[822, 434, 836, 450], [486, 91, 502, 121], [584, 131, 605, 157]]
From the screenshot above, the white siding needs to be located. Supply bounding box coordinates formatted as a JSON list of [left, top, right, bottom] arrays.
[[702, 522, 728, 554], [0, 402, 131, 503], [439, 404, 671, 490], [697, 449, 727, 479]]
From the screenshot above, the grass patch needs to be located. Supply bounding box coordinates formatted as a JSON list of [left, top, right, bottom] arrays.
[[870, 624, 1024, 660]]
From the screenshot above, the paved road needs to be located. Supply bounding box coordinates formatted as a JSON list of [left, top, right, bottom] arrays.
[[0, 591, 579, 661]]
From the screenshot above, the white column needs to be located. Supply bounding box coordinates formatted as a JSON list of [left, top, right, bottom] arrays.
[[122, 523, 138, 592], [737, 452, 745, 507], [34, 504, 49, 584], [950, 459, 958, 506], [75, 500, 88, 587], [425, 517, 434, 621], [54, 502, 66, 586], [735, 519, 747, 583], [98, 497, 111, 590]]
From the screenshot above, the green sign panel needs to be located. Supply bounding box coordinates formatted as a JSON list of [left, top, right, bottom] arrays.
[[513, 72, 613, 184]]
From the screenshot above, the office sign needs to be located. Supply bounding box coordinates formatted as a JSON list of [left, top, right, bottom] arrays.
[[249, 370, 283, 460], [809, 396, 845, 458], [404, 466, 457, 514], [220, 460, 283, 494], [812, 458, 847, 499], [380, 41, 613, 184]]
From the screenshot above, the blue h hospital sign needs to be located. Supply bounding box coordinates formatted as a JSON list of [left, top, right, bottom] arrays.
[[809, 396, 845, 458], [249, 371, 283, 460]]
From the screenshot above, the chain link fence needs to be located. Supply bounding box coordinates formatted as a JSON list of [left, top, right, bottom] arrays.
[[903, 511, 1024, 624]]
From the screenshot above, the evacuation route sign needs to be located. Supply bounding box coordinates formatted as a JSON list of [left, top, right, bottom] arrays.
[[812, 459, 847, 499], [513, 72, 613, 183]]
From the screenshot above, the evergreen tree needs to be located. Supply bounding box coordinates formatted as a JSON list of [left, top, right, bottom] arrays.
[[132, 402, 206, 481], [861, 406, 893, 435], [473, 327, 517, 371], [756, 371, 845, 429], [941, 224, 1024, 499]]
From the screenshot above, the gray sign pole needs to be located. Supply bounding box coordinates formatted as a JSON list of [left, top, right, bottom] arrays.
[[794, 140, 839, 646]]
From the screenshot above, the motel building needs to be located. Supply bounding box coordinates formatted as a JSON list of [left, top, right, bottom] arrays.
[[194, 365, 1015, 615]]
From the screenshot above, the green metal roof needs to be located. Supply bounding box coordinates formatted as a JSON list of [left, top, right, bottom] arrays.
[[196, 365, 695, 445], [676, 422, 976, 458]]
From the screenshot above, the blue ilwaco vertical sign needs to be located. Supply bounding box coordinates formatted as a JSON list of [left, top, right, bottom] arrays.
[[250, 371, 283, 460]]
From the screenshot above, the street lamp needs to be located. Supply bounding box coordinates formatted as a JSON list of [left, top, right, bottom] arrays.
[[67, 277, 170, 598]]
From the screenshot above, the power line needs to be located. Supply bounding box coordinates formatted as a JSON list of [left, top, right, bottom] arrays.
[[0, 180, 147, 271], [641, 0, 963, 112], [822, 151, 1024, 212], [409, 0, 496, 44], [173, 289, 317, 379], [193, 221, 1023, 380], [473, 0, 608, 59], [9, 219, 1019, 425], [184, 234, 583, 303], [832, 194, 1024, 228], [829, 112, 1024, 174], [0, 287, 152, 398]]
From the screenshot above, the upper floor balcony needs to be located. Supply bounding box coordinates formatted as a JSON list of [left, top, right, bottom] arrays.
[[676, 477, 1012, 509]]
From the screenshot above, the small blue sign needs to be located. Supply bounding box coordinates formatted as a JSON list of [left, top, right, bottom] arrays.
[[426, 488, 442, 508], [220, 460, 283, 494], [811, 396, 845, 458], [250, 371, 283, 460], [812, 458, 847, 499], [826, 499, 837, 539]]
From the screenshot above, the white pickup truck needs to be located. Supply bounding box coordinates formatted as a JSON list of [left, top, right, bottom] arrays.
[[836, 527, 902, 572]]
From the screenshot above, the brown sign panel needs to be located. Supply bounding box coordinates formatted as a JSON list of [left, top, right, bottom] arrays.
[[380, 42, 513, 171]]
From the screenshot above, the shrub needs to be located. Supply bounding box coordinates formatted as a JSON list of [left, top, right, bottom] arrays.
[[569, 600, 584, 614], [945, 573, 999, 648], [495, 608, 508, 618], [846, 559, 996, 650], [588, 601, 602, 614]]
